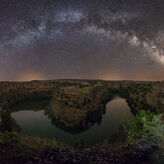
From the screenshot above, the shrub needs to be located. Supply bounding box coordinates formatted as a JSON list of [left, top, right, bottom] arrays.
[[0, 131, 19, 147], [123, 110, 164, 143]]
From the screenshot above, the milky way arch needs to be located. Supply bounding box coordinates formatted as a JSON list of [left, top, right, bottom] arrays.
[[0, 0, 164, 81]]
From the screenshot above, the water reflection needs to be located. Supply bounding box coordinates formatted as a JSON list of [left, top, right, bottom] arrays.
[[45, 103, 105, 134], [12, 97, 133, 146]]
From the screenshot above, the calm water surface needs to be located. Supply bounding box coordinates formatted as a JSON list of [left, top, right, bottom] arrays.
[[12, 97, 133, 146]]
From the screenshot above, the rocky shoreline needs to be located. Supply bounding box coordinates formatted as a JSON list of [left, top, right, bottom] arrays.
[[1, 137, 159, 164], [0, 80, 163, 163]]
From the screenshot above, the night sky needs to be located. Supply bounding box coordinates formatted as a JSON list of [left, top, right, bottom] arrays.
[[0, 0, 164, 81]]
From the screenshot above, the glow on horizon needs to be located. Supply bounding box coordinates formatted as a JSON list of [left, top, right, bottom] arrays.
[[17, 72, 45, 82]]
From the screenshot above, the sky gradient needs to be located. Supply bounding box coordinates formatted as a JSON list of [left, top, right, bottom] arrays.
[[0, 0, 164, 81]]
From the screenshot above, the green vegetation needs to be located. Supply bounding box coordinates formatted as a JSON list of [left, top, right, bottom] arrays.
[[123, 110, 164, 143], [0, 80, 163, 163], [0, 131, 64, 163], [0, 131, 19, 150]]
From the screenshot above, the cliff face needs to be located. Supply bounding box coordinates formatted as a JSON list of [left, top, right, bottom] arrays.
[[0, 80, 163, 164], [126, 82, 164, 114], [46, 81, 164, 132], [0, 80, 163, 133], [46, 85, 110, 133]]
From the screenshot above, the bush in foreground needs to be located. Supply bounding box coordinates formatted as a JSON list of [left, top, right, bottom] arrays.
[[123, 110, 164, 143]]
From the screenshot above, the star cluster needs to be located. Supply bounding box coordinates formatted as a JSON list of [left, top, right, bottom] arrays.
[[0, 0, 164, 81]]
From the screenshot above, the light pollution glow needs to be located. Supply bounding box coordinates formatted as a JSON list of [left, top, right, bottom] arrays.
[[0, 0, 164, 81]]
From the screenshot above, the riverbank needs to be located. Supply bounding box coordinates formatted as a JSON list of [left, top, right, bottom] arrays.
[[0, 109, 164, 164], [0, 80, 164, 163], [0, 133, 160, 164]]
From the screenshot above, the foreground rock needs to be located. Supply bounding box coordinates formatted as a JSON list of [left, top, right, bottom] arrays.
[[2, 137, 158, 164]]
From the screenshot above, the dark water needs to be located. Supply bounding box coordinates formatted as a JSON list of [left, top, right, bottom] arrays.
[[11, 97, 133, 146]]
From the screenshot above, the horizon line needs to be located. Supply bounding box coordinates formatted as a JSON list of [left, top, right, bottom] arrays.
[[0, 78, 163, 83]]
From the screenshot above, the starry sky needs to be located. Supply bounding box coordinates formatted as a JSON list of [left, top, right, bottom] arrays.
[[0, 0, 164, 81]]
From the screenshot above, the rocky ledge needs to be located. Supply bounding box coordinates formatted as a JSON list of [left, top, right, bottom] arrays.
[[4, 137, 159, 164]]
